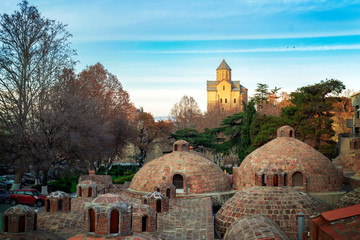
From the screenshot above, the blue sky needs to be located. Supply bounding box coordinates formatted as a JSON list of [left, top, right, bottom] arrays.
[[1, 0, 360, 116]]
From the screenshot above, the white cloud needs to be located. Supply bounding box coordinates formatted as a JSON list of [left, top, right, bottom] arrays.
[[139, 44, 360, 54]]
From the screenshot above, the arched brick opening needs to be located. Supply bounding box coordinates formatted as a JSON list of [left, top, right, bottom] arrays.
[[292, 172, 303, 186], [262, 174, 266, 186], [89, 209, 95, 232], [88, 187, 92, 197], [79, 187, 82, 197], [273, 174, 278, 186], [290, 130, 293, 137], [144, 199, 147, 205], [156, 199, 161, 213], [142, 215, 148, 232], [110, 209, 119, 234], [182, 144, 185, 151], [69, 198, 71, 210], [174, 145, 178, 151], [173, 174, 184, 189], [34, 213, 37, 230], [156, 188, 160, 192], [284, 173, 287, 186], [18, 216, 25, 232], [58, 199, 63, 211], [4, 215, 8, 232], [46, 199, 50, 212], [166, 188, 170, 198]]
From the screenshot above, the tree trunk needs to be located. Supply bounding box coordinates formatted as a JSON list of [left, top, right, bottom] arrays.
[[11, 165, 25, 190], [41, 168, 48, 194]]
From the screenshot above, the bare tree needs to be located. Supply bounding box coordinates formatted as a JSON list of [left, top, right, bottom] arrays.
[[170, 95, 202, 130], [0, 1, 76, 189]]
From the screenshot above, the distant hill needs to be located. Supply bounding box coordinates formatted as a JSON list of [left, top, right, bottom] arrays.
[[154, 116, 171, 122]]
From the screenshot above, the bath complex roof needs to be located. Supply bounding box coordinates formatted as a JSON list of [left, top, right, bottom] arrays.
[[233, 126, 342, 192], [214, 186, 330, 239], [91, 193, 127, 204]]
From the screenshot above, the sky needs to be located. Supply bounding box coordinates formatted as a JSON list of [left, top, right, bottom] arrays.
[[1, 0, 360, 116]]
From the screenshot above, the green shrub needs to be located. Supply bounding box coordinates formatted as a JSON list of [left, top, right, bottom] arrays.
[[113, 173, 135, 184]]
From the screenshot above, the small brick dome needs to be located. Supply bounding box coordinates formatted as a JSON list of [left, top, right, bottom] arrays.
[[214, 186, 330, 239], [130, 140, 231, 194], [233, 126, 342, 192], [2, 205, 37, 233], [333, 138, 360, 173], [336, 188, 360, 208], [78, 180, 97, 186], [47, 191, 68, 199], [223, 214, 289, 240], [45, 191, 70, 212], [4, 204, 35, 215]]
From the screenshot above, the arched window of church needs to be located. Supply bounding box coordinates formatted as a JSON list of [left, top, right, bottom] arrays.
[[223, 86, 225, 91], [220, 98, 222, 103], [234, 99, 236, 103], [225, 99, 227, 103]]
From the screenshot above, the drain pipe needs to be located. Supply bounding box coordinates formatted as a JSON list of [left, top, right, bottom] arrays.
[[297, 212, 305, 240]]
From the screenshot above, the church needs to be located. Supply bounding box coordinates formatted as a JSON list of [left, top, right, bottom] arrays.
[[206, 59, 248, 111]]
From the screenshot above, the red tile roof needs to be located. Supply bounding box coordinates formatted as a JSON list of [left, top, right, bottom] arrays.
[[321, 204, 360, 221], [311, 204, 360, 239]]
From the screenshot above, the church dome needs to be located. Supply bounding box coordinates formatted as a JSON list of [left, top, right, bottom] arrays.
[[130, 140, 231, 194], [214, 186, 329, 239], [233, 126, 342, 192]]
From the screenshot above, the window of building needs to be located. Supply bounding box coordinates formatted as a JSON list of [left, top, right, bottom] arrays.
[[173, 174, 184, 189], [273, 175, 278, 186], [19, 216, 25, 232], [110, 210, 120, 234], [220, 98, 222, 103], [234, 99, 236, 103], [58, 199, 63, 211], [223, 86, 225, 91], [89, 209, 95, 232], [225, 99, 227, 103], [292, 172, 303, 186], [142, 215, 148, 232], [156, 199, 162, 213]]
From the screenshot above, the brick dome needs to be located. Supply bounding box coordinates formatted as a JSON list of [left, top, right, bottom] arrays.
[[78, 180, 97, 186], [333, 138, 360, 173], [223, 214, 289, 240], [130, 140, 231, 194], [4, 204, 35, 215], [233, 126, 342, 192], [336, 188, 360, 208], [47, 191, 68, 199], [214, 186, 330, 239]]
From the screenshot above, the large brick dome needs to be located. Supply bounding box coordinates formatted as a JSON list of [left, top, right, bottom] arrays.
[[214, 186, 330, 239], [233, 126, 343, 192], [129, 140, 231, 194]]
